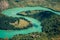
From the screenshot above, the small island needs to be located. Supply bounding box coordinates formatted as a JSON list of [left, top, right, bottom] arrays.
[[10, 18, 33, 29]]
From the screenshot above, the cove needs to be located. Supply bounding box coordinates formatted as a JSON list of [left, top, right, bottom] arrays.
[[1, 7, 60, 39]]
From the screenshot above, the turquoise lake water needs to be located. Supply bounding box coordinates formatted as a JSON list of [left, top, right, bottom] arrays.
[[1, 7, 60, 38]]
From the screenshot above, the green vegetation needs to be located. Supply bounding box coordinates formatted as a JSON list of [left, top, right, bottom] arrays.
[[29, 11, 60, 38], [10, 32, 48, 40], [41, 14, 60, 37], [0, 15, 33, 30]]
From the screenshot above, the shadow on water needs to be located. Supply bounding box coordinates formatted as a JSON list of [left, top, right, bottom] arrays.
[[16, 13, 25, 16], [33, 11, 55, 21], [33, 24, 38, 28], [39, 11, 54, 18]]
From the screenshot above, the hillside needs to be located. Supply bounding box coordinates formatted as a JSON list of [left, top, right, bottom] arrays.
[[0, 0, 60, 11]]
